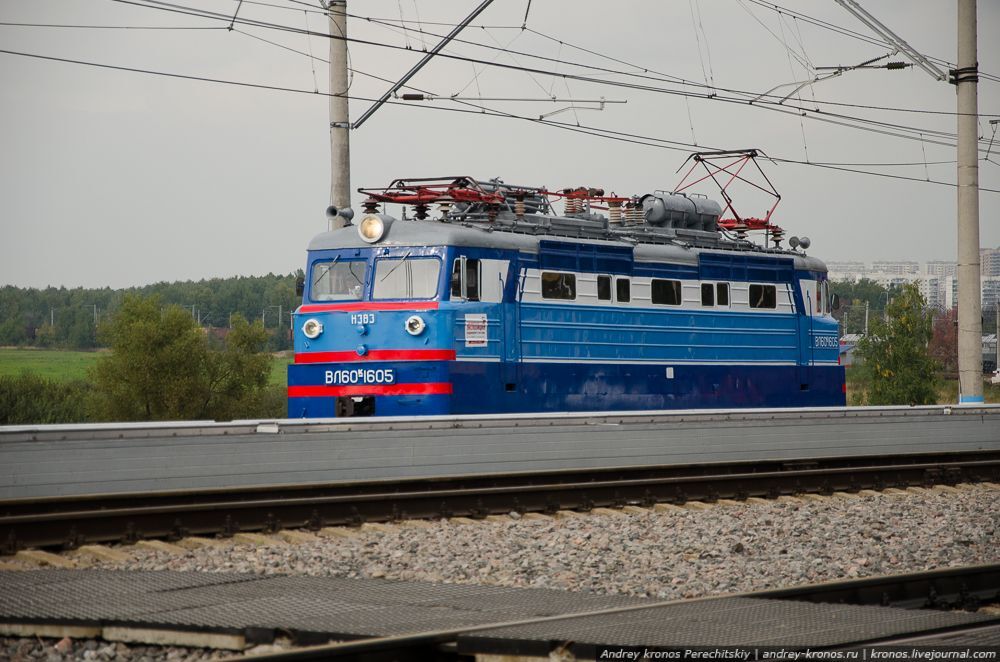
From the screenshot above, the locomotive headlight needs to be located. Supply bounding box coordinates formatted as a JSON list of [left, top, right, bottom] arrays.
[[405, 315, 426, 336], [302, 318, 324, 339], [358, 214, 386, 243]]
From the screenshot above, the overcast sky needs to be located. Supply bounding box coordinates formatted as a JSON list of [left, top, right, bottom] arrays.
[[1, 0, 998, 289]]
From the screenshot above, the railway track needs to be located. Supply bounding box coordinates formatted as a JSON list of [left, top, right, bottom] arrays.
[[226, 563, 1000, 661], [2, 449, 999, 553]]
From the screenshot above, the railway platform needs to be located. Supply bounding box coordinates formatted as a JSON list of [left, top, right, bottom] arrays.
[[2, 405, 1000, 500], [1, 569, 997, 659]]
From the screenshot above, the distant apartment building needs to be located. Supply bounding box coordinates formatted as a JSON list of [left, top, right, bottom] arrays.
[[924, 261, 957, 278], [826, 261, 866, 279], [917, 276, 944, 310], [982, 247, 1000, 277], [826, 255, 1000, 310], [984, 277, 1000, 309], [943, 275, 958, 310], [871, 260, 920, 276]]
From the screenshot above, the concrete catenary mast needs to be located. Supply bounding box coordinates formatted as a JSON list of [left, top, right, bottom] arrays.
[[836, 0, 983, 403], [328, 0, 351, 230], [955, 0, 983, 403]]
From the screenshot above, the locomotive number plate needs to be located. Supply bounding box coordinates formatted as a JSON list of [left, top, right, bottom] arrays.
[[325, 368, 395, 385], [350, 313, 376, 325], [813, 335, 839, 349]]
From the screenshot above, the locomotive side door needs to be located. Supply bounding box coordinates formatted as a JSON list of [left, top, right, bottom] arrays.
[[470, 257, 518, 391], [796, 279, 817, 389], [499, 257, 520, 389]]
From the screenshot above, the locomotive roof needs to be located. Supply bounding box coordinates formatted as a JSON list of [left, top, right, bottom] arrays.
[[308, 219, 829, 273]]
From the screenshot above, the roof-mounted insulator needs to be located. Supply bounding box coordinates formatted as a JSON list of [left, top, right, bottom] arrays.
[[438, 199, 453, 219], [625, 201, 644, 225], [608, 199, 623, 225], [770, 226, 785, 247], [514, 192, 526, 219]]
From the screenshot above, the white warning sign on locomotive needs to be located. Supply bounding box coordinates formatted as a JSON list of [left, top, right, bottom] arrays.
[[464, 314, 488, 347]]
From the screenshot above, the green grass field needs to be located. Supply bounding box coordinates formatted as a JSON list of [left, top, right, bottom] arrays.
[[0, 348, 100, 381], [0, 348, 292, 386], [268, 354, 292, 386]]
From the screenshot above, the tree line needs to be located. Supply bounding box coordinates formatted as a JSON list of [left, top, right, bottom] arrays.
[[1, 295, 283, 424], [0, 272, 302, 351], [831, 278, 998, 337]]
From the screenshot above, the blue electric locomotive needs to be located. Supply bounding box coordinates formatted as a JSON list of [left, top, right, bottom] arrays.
[[288, 154, 844, 418]]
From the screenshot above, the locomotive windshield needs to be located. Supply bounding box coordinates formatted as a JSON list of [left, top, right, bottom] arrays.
[[312, 258, 366, 301], [373, 256, 440, 300]]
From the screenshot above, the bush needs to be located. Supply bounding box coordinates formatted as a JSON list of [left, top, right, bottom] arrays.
[[854, 284, 938, 405], [0, 373, 92, 425], [90, 295, 273, 421]]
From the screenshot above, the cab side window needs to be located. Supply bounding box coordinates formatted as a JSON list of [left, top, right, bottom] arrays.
[[749, 284, 777, 309], [716, 283, 729, 306], [616, 277, 631, 303], [451, 257, 480, 301], [597, 275, 611, 301]]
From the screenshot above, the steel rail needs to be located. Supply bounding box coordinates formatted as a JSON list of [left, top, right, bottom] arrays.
[[218, 563, 1000, 661], [2, 451, 998, 553]]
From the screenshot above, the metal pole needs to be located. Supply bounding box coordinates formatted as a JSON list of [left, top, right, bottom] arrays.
[[328, 0, 351, 229], [955, 0, 983, 403], [864, 301, 869, 335], [352, 0, 496, 130]]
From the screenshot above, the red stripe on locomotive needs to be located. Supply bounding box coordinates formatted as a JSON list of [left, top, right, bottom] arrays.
[[288, 383, 454, 397], [294, 349, 456, 364], [298, 301, 440, 313]]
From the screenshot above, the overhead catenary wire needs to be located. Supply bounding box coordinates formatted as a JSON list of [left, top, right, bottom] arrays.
[[3, 46, 998, 196], [8, 2, 996, 174], [744, 0, 1000, 85], [97, 0, 1000, 155], [337, 1, 1000, 86], [767, 1, 813, 160], [29, 0, 976, 170], [108, 0, 995, 121], [233, 23, 544, 122], [58, 1, 999, 124], [0, 21, 227, 30]]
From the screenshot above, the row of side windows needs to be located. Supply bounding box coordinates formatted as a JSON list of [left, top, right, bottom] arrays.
[[701, 283, 730, 307], [539, 271, 777, 310], [597, 275, 630, 303]]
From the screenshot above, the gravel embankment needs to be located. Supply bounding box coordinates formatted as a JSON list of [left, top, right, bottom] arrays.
[[92, 486, 998, 599], [5, 487, 997, 660], [0, 637, 237, 661]]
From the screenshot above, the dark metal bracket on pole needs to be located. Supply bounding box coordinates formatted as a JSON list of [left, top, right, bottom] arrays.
[[351, 0, 496, 130]]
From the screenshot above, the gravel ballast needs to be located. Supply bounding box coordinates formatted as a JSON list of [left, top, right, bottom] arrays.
[[88, 486, 999, 600], [0, 636, 238, 661]]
